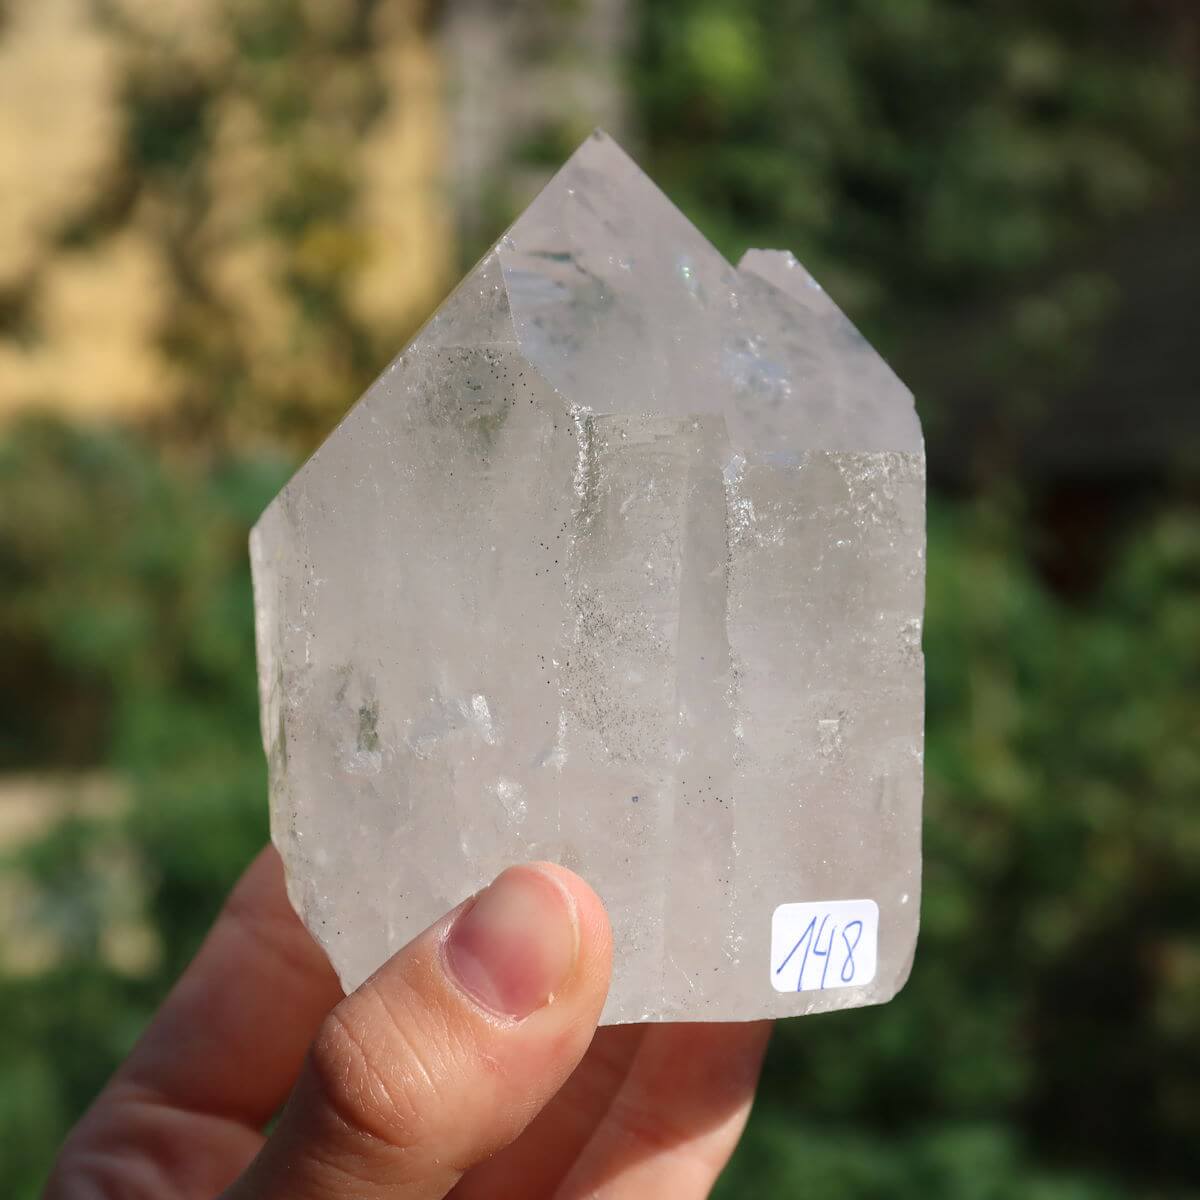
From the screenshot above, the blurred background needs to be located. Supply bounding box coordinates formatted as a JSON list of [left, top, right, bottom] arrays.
[[1, 0, 1198, 1195]]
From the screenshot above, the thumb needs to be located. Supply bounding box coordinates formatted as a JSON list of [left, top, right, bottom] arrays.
[[224, 862, 612, 1200]]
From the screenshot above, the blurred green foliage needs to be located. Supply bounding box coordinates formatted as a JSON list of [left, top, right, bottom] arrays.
[[2, 419, 1197, 1198], [634, 0, 1199, 471], [637, 0, 1196, 300], [1, 0, 1199, 1197], [0, 420, 282, 1195]]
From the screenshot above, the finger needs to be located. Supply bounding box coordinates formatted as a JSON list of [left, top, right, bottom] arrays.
[[46, 847, 344, 1200], [116, 845, 343, 1123], [555, 1021, 773, 1199], [225, 861, 612, 1200], [448, 1023, 647, 1200]]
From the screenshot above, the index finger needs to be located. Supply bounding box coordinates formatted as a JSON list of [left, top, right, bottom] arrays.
[[115, 844, 343, 1125]]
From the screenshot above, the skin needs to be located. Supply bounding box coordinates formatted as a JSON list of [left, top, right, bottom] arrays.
[[46, 846, 772, 1199]]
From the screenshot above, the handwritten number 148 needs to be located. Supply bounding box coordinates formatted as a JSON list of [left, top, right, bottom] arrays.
[[775, 914, 864, 991]]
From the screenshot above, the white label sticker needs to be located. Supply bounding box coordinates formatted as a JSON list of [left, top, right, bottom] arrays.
[[770, 899, 879, 993]]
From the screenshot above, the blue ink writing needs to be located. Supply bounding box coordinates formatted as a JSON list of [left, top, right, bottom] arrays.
[[812, 915, 836, 989], [840, 920, 863, 983], [775, 909, 864, 992], [774, 915, 817, 984]]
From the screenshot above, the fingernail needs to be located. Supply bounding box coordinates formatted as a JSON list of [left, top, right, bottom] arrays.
[[443, 865, 579, 1020]]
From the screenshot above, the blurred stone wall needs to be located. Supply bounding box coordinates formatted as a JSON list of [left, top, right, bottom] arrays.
[[0, 0, 452, 440], [0, 0, 632, 440]]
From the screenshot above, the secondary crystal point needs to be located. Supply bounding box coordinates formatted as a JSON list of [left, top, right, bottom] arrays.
[[251, 130, 925, 1024]]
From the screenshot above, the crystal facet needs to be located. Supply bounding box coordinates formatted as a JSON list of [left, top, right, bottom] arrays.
[[251, 131, 925, 1023]]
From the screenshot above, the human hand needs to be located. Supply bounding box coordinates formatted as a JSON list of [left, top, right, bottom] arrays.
[[47, 846, 772, 1198]]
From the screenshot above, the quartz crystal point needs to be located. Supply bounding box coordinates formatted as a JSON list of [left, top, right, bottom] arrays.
[[251, 131, 925, 1024]]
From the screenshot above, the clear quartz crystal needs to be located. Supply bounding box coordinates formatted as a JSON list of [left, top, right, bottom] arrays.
[[251, 131, 925, 1023]]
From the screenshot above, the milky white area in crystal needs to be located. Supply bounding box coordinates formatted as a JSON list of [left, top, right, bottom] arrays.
[[251, 131, 925, 1024]]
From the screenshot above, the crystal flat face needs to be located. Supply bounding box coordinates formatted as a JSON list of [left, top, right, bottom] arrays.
[[251, 131, 924, 1023]]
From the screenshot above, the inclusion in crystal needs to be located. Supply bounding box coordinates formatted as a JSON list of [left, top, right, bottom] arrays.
[[251, 131, 925, 1024]]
